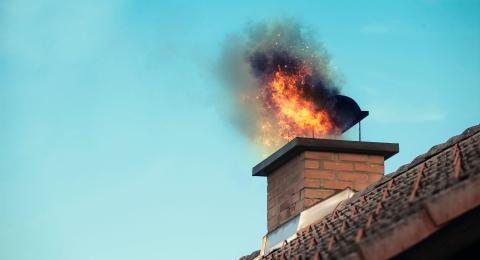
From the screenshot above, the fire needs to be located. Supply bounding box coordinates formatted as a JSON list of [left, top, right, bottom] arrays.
[[219, 20, 355, 150], [257, 67, 336, 147]]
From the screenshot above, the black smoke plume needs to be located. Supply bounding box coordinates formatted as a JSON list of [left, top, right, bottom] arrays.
[[219, 18, 364, 148]]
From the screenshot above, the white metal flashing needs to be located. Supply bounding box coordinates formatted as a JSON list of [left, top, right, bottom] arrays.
[[259, 188, 355, 256]]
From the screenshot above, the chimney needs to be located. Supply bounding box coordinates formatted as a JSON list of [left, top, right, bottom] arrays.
[[253, 138, 399, 232]]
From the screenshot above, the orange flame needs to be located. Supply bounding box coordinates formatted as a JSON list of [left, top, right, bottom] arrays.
[[256, 67, 336, 147]]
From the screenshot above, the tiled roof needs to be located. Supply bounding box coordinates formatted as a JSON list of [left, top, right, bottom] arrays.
[[240, 250, 261, 260], [263, 124, 480, 260]]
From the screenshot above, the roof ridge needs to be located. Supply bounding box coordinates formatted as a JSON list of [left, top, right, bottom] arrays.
[[394, 124, 480, 174], [378, 124, 478, 186], [349, 124, 480, 204]]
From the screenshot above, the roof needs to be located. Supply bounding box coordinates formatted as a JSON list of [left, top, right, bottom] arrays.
[[240, 250, 260, 260], [252, 138, 399, 176], [260, 124, 480, 259]]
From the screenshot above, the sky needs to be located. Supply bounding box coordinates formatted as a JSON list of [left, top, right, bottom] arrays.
[[1, 0, 479, 259]]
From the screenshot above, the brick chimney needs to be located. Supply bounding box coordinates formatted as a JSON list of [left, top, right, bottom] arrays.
[[253, 138, 399, 232]]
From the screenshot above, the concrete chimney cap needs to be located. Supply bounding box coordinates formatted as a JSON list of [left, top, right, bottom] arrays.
[[253, 137, 399, 177]]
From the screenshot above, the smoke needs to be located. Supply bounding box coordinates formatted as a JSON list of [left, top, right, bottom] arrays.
[[246, 19, 339, 102], [219, 18, 344, 148]]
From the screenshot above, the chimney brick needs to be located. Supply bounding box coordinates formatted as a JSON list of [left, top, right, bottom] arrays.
[[264, 151, 390, 231], [253, 138, 398, 232]]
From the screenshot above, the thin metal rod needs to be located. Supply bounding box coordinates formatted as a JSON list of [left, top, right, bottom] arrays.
[[359, 121, 362, 142]]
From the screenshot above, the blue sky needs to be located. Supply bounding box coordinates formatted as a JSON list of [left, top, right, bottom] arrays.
[[1, 0, 479, 259]]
